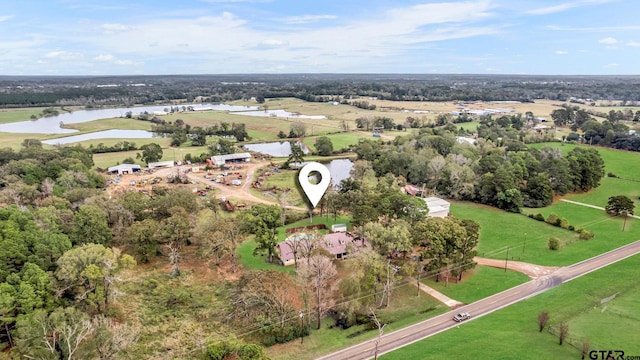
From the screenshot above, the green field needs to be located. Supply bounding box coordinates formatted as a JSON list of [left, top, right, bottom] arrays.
[[421, 266, 530, 304], [382, 254, 640, 360], [303, 132, 370, 152]]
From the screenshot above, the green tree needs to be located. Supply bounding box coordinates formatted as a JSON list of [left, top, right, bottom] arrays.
[[314, 136, 334, 156], [71, 204, 112, 245], [605, 195, 635, 216], [285, 143, 305, 168], [566, 147, 605, 192], [56, 244, 135, 314], [136, 143, 163, 164]]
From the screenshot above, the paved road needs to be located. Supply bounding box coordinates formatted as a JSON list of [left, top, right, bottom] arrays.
[[316, 240, 640, 360]]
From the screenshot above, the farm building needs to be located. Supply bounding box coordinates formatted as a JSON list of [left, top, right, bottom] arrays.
[[423, 197, 451, 218], [331, 224, 347, 233], [277, 232, 367, 266], [107, 164, 141, 175], [211, 152, 251, 166], [148, 160, 175, 169]]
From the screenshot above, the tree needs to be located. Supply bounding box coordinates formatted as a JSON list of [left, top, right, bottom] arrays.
[[136, 143, 163, 164], [605, 195, 635, 216], [314, 136, 334, 156], [558, 321, 569, 345], [285, 143, 305, 168], [71, 204, 112, 246], [56, 244, 135, 314], [298, 255, 337, 330], [566, 147, 605, 192], [538, 311, 550, 332], [290, 122, 307, 137], [92, 315, 139, 360]]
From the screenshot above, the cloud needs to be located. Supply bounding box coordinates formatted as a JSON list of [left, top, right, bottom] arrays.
[[257, 39, 289, 48], [0, 15, 13, 22], [282, 15, 337, 24], [547, 25, 640, 32], [93, 54, 142, 66], [603, 63, 619, 68], [555, 50, 568, 55], [598, 37, 619, 44], [44, 51, 83, 60], [527, 0, 614, 15], [626, 41, 640, 47], [101, 23, 130, 33]]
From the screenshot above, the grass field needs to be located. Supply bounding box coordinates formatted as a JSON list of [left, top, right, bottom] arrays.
[[303, 132, 370, 152], [92, 145, 211, 168], [0, 108, 49, 124], [381, 254, 640, 360], [269, 284, 448, 360], [421, 266, 530, 304]]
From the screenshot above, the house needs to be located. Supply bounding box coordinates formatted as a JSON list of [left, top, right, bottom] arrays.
[[423, 197, 451, 218], [211, 152, 251, 166], [107, 164, 141, 175], [277, 232, 367, 266], [148, 160, 175, 169]]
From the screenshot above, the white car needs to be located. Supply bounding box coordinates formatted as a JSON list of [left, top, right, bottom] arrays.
[[453, 312, 471, 322]]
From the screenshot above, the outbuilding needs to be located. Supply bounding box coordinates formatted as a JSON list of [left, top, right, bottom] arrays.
[[211, 152, 251, 166], [107, 164, 141, 175]]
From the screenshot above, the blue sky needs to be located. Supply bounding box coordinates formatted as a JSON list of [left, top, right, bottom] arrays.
[[1, 0, 639, 75]]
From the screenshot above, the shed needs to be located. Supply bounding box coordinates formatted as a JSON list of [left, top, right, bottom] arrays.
[[107, 164, 141, 175], [148, 160, 175, 169], [211, 152, 251, 166], [423, 197, 451, 218], [331, 224, 347, 233]]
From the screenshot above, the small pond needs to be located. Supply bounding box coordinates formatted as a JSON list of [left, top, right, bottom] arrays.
[[243, 141, 310, 157]]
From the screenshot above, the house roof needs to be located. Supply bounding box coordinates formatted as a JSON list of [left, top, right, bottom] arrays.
[[277, 232, 366, 260]]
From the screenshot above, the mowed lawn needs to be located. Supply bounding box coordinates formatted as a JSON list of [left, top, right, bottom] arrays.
[[381, 254, 640, 360], [303, 132, 370, 152]]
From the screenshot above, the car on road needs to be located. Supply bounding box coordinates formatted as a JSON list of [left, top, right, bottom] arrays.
[[452, 312, 471, 322]]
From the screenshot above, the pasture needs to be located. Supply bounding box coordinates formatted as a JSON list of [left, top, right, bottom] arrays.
[[381, 254, 640, 360]]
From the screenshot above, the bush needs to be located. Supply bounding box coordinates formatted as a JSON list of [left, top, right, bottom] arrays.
[[546, 213, 561, 226], [560, 218, 570, 229], [607, 172, 617, 178], [579, 229, 594, 240], [534, 213, 545, 221], [548, 237, 560, 250]]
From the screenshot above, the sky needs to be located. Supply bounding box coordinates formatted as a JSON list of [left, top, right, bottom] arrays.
[[1, 0, 639, 75]]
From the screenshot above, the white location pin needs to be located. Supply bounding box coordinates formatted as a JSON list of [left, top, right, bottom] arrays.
[[298, 162, 331, 209]]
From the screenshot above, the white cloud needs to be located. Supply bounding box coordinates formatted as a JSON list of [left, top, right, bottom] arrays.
[[94, 54, 115, 62], [0, 15, 13, 22], [598, 37, 619, 44], [555, 50, 568, 55], [258, 39, 289, 48], [93, 54, 141, 66], [603, 63, 619, 68], [44, 51, 82, 60], [547, 25, 640, 32], [626, 41, 640, 47], [527, 0, 614, 15], [282, 15, 337, 24], [101, 23, 130, 33]]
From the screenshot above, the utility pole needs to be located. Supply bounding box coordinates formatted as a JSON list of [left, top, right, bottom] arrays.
[[505, 246, 510, 272]]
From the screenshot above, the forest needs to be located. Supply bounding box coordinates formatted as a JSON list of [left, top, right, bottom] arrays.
[[4, 74, 640, 107]]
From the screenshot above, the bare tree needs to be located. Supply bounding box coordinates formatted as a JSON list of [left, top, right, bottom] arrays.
[[370, 308, 386, 360], [93, 315, 140, 360], [538, 311, 550, 332], [558, 321, 569, 345], [298, 255, 338, 329]]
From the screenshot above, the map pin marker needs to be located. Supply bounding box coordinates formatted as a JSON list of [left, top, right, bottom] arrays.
[[298, 162, 331, 209]]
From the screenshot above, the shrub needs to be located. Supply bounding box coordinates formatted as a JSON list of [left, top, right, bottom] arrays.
[[579, 229, 594, 240], [534, 213, 545, 221], [560, 218, 570, 229], [548, 237, 560, 250], [546, 213, 561, 226], [607, 172, 617, 178]]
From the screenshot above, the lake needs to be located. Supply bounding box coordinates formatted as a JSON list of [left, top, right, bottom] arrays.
[[324, 159, 353, 187], [42, 130, 156, 145], [0, 104, 260, 135], [243, 141, 310, 157]]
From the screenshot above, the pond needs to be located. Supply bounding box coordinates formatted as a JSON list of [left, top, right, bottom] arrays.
[[323, 159, 354, 187], [232, 109, 326, 119], [243, 141, 310, 157], [42, 130, 156, 145], [0, 104, 260, 134]]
